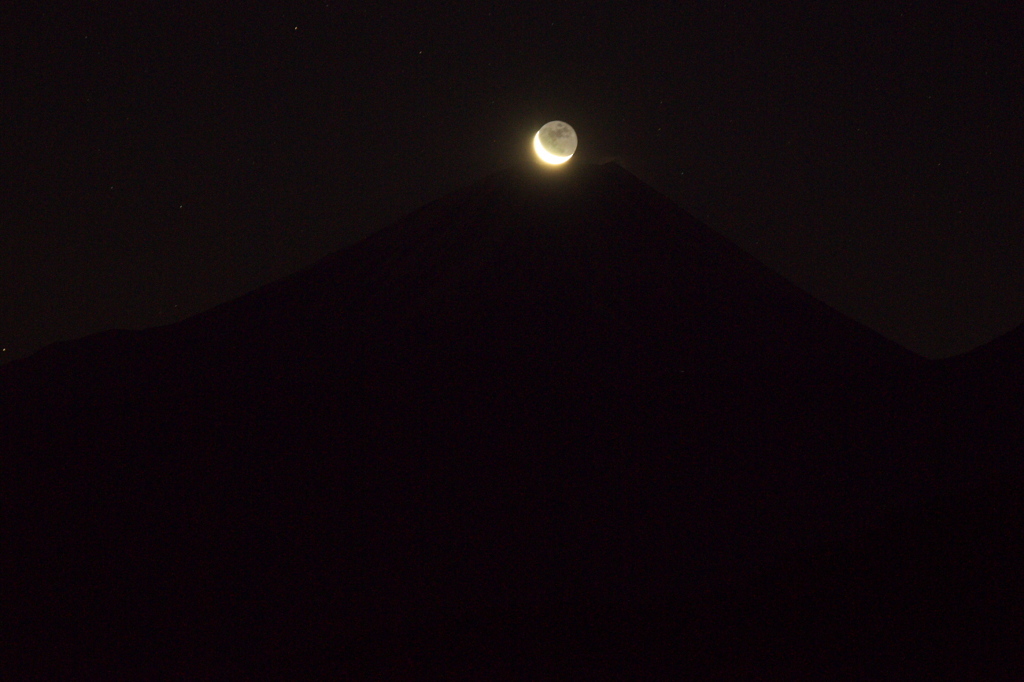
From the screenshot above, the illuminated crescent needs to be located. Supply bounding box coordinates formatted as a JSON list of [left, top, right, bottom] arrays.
[[533, 131, 574, 165]]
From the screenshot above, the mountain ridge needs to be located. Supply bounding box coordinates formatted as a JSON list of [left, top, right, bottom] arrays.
[[3, 161, 1020, 678]]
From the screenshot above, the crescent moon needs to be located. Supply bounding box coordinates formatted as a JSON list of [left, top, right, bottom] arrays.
[[533, 121, 578, 165], [534, 132, 572, 164]]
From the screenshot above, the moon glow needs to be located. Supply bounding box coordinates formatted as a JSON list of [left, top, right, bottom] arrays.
[[533, 121, 578, 164]]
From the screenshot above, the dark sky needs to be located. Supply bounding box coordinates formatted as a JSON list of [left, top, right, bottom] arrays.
[[3, 1, 1021, 364]]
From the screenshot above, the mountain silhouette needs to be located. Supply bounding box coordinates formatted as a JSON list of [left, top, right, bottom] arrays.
[[4, 162, 1021, 678]]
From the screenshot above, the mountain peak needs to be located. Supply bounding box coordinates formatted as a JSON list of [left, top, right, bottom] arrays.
[[138, 160, 918, 393], [10, 161, 992, 680]]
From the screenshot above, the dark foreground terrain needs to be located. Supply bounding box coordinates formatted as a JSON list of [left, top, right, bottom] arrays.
[[4, 163, 1022, 679]]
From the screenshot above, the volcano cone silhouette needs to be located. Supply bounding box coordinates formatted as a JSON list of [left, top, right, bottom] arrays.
[[4, 163, 1021, 678]]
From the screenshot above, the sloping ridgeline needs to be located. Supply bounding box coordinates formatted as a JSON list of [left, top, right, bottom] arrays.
[[3, 162, 1021, 678]]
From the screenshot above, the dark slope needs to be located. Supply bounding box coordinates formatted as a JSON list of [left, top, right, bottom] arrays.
[[939, 321, 1024, 408], [4, 163, 1021, 678], [917, 323, 1024, 490]]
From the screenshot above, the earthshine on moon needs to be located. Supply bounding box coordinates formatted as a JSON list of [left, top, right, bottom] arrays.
[[533, 121, 578, 165]]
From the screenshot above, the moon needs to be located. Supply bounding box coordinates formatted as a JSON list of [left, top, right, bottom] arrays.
[[533, 121, 578, 165]]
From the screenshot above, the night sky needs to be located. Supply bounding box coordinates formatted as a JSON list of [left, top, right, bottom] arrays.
[[3, 1, 1021, 365]]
